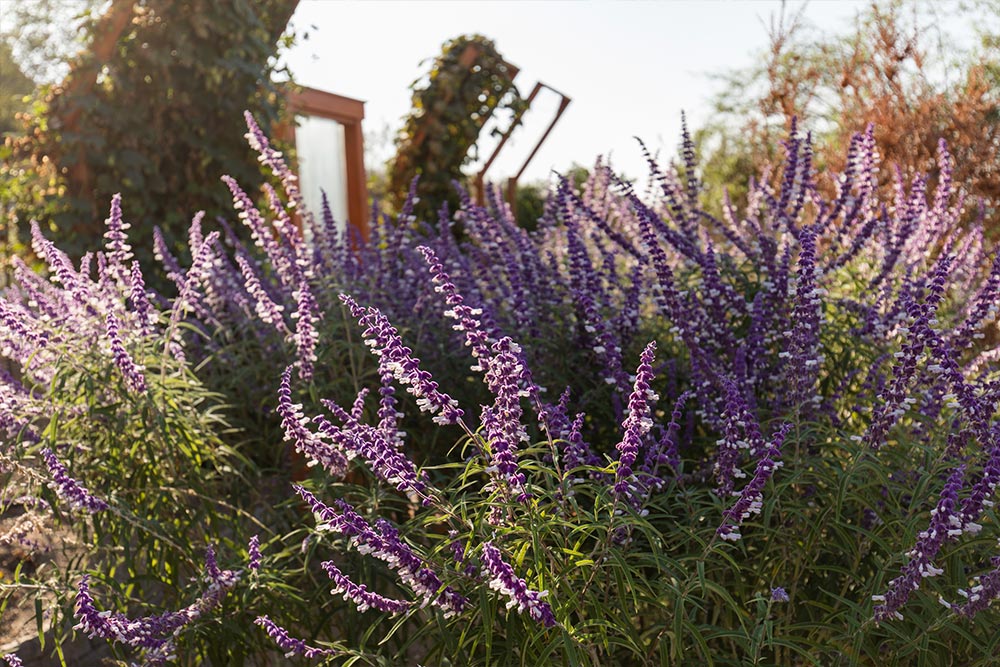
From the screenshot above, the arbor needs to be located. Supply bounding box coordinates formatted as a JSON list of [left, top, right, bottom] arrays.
[[2, 0, 299, 266], [387, 34, 524, 223]]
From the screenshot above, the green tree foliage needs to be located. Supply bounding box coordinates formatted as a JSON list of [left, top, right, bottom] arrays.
[[1, 0, 299, 270], [388, 34, 525, 223], [0, 40, 35, 136]]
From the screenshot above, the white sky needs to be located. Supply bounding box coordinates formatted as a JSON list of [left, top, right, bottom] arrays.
[[283, 0, 978, 185]]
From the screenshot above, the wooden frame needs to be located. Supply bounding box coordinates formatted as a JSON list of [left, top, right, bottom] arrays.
[[280, 86, 369, 242]]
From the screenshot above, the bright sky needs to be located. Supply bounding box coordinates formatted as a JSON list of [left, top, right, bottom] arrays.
[[284, 0, 977, 184]]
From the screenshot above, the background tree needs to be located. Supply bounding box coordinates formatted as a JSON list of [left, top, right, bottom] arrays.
[[1, 0, 300, 271], [0, 40, 35, 137], [387, 34, 525, 224], [696, 0, 999, 226]]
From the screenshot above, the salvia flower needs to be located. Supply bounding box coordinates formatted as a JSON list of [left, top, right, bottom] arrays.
[[613, 341, 658, 508], [716, 423, 791, 542], [101, 193, 133, 283], [771, 587, 790, 603], [295, 486, 467, 616], [248, 534, 262, 571], [75, 551, 239, 665], [41, 448, 108, 513], [254, 615, 331, 659], [481, 337, 531, 503], [106, 311, 147, 394], [277, 367, 348, 475], [873, 464, 967, 621], [322, 561, 412, 615], [942, 553, 1000, 618], [236, 253, 289, 337], [340, 294, 463, 425], [481, 542, 556, 628]]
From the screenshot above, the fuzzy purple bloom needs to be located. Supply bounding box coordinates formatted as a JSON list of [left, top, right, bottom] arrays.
[[481, 542, 556, 628], [277, 367, 348, 475], [717, 423, 790, 542], [41, 448, 107, 513], [771, 587, 790, 603], [322, 561, 412, 615], [295, 486, 467, 616], [613, 342, 658, 507], [106, 311, 147, 394], [254, 615, 331, 659], [481, 337, 531, 504], [942, 553, 1000, 618], [873, 464, 967, 621], [340, 294, 463, 425], [75, 550, 239, 665], [248, 534, 261, 571]]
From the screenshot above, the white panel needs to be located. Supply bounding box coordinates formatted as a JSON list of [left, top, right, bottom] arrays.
[[295, 114, 349, 237]]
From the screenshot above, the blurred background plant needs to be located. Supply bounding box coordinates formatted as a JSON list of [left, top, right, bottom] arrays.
[[695, 0, 999, 225], [0, 0, 299, 285]]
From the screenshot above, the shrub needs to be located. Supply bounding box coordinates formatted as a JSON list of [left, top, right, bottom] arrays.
[[2, 113, 999, 665]]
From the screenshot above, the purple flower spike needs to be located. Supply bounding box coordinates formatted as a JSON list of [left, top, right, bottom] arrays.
[[340, 294, 463, 425], [481, 337, 531, 504], [417, 245, 492, 370], [128, 262, 156, 335], [254, 615, 331, 659], [277, 367, 349, 476], [248, 534, 262, 571], [613, 342, 658, 507], [716, 424, 791, 542], [944, 554, 1000, 618], [481, 542, 556, 628], [42, 449, 108, 513], [771, 587, 790, 603], [236, 254, 289, 336], [3, 655, 23, 667], [294, 486, 467, 616], [321, 561, 412, 615], [874, 464, 968, 622], [74, 551, 239, 665], [106, 311, 147, 394], [102, 193, 133, 280]]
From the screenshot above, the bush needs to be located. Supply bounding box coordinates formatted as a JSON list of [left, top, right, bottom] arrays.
[[1, 113, 999, 666]]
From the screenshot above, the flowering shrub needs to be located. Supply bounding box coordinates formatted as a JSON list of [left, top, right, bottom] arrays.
[[1, 113, 999, 665]]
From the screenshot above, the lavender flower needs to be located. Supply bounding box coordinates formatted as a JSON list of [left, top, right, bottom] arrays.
[[481, 542, 556, 628], [770, 587, 790, 603], [322, 561, 412, 615], [254, 615, 331, 659], [106, 311, 147, 394], [3, 655, 23, 667], [41, 448, 108, 513], [613, 342, 658, 507]]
